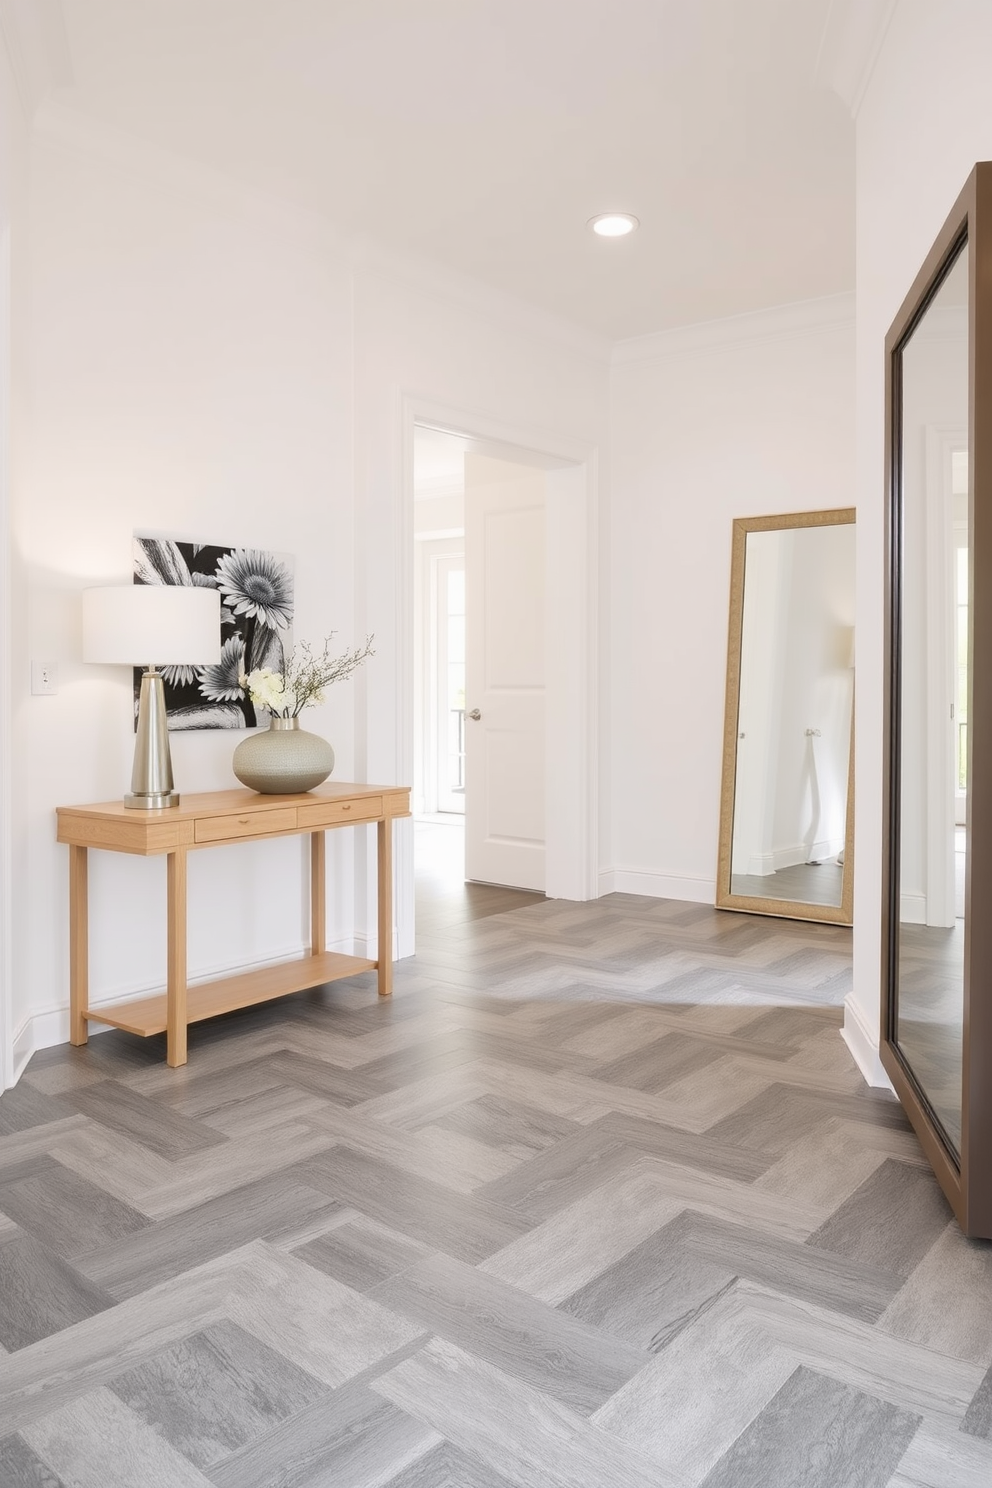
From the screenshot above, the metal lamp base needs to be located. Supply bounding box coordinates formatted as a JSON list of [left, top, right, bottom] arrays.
[[125, 668, 179, 810], [125, 789, 180, 810]]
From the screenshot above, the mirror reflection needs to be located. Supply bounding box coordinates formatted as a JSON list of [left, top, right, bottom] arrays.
[[717, 510, 855, 925], [895, 238, 969, 1157], [731, 523, 855, 909]]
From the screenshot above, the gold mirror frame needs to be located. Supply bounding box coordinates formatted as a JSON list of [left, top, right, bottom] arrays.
[[716, 508, 855, 925]]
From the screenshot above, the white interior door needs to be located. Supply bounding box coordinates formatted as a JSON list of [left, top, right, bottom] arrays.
[[464, 453, 546, 891]]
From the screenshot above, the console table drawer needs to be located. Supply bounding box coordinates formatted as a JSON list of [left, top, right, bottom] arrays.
[[298, 796, 383, 829], [194, 806, 298, 843]]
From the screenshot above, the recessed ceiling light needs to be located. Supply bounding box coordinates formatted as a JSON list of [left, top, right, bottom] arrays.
[[588, 213, 639, 238]]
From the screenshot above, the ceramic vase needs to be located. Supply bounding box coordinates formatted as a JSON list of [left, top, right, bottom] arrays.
[[232, 715, 334, 794]]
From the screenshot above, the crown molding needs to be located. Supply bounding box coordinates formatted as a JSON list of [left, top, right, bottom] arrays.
[[32, 99, 347, 261], [353, 239, 612, 370], [0, 0, 71, 121], [611, 292, 856, 367], [815, 0, 900, 117], [30, 99, 612, 368]]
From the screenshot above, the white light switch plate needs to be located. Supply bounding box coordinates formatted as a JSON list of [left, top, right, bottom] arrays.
[[31, 662, 58, 695]]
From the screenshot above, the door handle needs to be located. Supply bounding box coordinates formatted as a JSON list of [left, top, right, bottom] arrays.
[[468, 708, 482, 721]]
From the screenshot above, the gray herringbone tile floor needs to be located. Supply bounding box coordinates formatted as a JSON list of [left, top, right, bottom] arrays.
[[1, 870, 990, 1487]]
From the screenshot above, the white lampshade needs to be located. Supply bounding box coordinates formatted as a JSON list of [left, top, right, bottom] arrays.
[[83, 585, 221, 666]]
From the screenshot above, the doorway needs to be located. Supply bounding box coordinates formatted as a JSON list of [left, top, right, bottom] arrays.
[[413, 427, 549, 896], [388, 397, 597, 962]]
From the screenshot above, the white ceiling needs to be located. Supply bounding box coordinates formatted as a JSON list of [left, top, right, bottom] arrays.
[[26, 0, 862, 340]]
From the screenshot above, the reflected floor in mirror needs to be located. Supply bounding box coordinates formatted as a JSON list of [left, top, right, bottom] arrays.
[[731, 860, 844, 908], [897, 922, 964, 1153]]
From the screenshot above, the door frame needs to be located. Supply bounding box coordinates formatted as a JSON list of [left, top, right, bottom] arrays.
[[399, 396, 599, 949], [416, 537, 466, 817]]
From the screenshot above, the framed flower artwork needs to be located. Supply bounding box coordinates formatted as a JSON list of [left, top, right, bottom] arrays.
[[132, 534, 295, 730]]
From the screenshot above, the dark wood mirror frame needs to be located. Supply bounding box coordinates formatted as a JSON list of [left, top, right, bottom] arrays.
[[882, 161, 992, 1238]]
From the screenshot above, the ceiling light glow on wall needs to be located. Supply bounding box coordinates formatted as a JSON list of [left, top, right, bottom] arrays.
[[589, 213, 639, 237]]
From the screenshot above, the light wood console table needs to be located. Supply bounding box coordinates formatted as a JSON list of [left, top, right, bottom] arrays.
[[57, 783, 411, 1068]]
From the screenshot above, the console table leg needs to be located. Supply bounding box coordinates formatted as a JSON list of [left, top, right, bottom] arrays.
[[68, 845, 89, 1046], [167, 848, 188, 1067], [377, 817, 393, 997], [310, 831, 326, 955]]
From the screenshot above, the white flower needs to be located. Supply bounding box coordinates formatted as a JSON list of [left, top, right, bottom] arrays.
[[243, 667, 296, 716]]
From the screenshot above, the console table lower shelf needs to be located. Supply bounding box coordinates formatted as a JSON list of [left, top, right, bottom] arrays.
[[85, 949, 378, 1038], [56, 783, 410, 1068]]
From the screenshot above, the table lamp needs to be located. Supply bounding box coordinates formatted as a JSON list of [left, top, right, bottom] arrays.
[[82, 585, 221, 808]]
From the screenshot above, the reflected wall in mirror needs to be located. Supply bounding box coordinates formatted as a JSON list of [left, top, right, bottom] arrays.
[[894, 239, 968, 1159], [882, 160, 992, 1239], [717, 509, 855, 926]]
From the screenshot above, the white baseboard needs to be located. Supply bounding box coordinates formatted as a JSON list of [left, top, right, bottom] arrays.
[[600, 868, 715, 904], [900, 892, 926, 924], [741, 842, 844, 876], [841, 992, 893, 1090], [807, 836, 844, 865], [11, 1016, 38, 1085], [352, 928, 403, 961], [6, 934, 367, 1087]]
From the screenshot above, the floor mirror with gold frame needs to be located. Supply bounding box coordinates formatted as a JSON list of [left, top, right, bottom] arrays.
[[716, 508, 855, 925]]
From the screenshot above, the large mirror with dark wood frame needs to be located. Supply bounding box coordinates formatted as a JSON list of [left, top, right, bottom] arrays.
[[882, 161, 992, 1239], [716, 509, 855, 926]]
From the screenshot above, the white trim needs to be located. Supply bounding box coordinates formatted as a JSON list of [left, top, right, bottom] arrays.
[[841, 991, 894, 1089], [612, 293, 855, 368], [13, 936, 365, 1074], [606, 868, 716, 904], [814, 0, 900, 117], [409, 397, 596, 470], [398, 397, 599, 935], [36, 100, 610, 371], [33, 98, 345, 261], [0, 0, 73, 121], [900, 891, 926, 925], [12, 1014, 37, 1083], [808, 837, 844, 865], [354, 243, 610, 369], [742, 844, 845, 876]]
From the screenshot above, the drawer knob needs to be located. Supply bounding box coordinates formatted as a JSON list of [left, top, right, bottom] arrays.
[[238, 818, 250, 825], [342, 804, 351, 811]]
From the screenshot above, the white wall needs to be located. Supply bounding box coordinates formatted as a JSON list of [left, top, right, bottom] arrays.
[[0, 43, 31, 1087], [14, 121, 358, 1071], [4, 110, 611, 1078], [897, 305, 968, 926], [609, 299, 856, 902], [846, 0, 992, 1083], [352, 261, 609, 938]]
